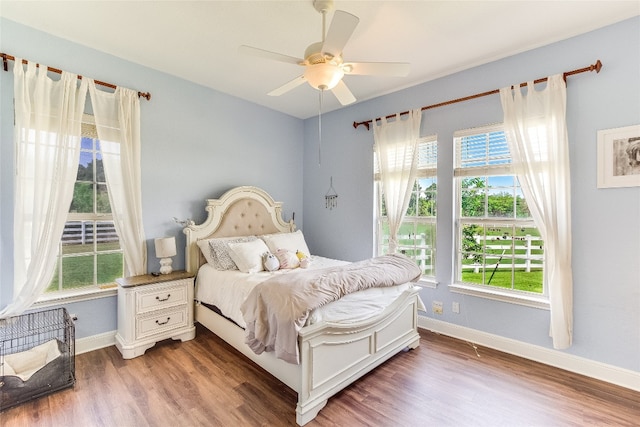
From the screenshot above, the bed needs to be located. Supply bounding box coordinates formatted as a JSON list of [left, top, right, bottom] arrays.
[[184, 186, 424, 425]]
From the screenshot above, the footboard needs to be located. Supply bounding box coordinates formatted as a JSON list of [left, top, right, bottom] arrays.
[[295, 286, 422, 425]]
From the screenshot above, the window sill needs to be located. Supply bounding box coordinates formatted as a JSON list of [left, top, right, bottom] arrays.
[[449, 282, 549, 310], [33, 286, 117, 309], [417, 278, 438, 289]]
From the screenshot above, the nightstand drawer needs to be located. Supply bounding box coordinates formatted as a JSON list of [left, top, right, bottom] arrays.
[[136, 282, 188, 313], [136, 307, 188, 339]]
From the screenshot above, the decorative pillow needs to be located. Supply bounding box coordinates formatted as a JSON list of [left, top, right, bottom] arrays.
[[262, 252, 280, 272], [197, 239, 216, 265], [275, 248, 300, 269], [208, 236, 257, 270], [227, 239, 270, 273], [260, 230, 311, 257]]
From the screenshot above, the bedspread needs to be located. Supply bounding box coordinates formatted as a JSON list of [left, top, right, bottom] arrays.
[[241, 253, 422, 364]]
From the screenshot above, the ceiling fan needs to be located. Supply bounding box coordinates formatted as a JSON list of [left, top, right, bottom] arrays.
[[239, 0, 410, 106]]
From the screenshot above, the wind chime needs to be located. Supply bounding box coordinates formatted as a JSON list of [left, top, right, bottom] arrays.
[[325, 176, 338, 210]]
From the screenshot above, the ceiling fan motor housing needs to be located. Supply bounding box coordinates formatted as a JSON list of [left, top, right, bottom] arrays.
[[304, 42, 328, 65]]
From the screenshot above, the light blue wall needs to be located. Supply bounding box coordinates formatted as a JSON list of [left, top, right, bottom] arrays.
[[1, 16, 638, 374], [303, 17, 640, 372], [0, 18, 304, 338]]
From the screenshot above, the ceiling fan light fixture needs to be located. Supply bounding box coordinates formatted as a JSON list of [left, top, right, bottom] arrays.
[[304, 62, 344, 90]]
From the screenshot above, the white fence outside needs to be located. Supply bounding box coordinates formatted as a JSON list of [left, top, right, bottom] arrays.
[[390, 233, 434, 273], [382, 233, 542, 274], [62, 221, 118, 245], [463, 234, 543, 273]]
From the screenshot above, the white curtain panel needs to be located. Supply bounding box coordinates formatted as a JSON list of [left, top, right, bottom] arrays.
[[500, 74, 573, 349], [2, 60, 88, 318], [88, 81, 147, 276], [373, 109, 422, 253]]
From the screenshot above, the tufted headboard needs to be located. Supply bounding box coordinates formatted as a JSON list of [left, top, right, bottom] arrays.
[[183, 186, 295, 274]]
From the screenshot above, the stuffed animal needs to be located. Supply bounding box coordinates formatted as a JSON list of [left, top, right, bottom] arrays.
[[262, 251, 280, 272], [299, 257, 311, 269], [275, 248, 299, 269], [296, 250, 311, 268]]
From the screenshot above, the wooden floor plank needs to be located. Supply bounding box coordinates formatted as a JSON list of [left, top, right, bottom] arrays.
[[1, 324, 638, 426]]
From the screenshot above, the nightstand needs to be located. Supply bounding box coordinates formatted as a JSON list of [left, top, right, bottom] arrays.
[[115, 270, 196, 359]]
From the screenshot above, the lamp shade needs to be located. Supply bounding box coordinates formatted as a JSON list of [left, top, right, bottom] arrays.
[[304, 63, 344, 90], [154, 237, 176, 258]]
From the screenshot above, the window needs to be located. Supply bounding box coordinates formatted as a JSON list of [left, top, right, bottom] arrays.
[[46, 118, 124, 294], [453, 125, 544, 297], [375, 136, 437, 281]]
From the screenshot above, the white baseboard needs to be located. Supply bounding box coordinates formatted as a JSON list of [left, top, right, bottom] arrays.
[[418, 316, 640, 392], [75, 330, 116, 355]]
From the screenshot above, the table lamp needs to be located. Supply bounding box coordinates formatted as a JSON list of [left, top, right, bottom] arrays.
[[154, 236, 176, 274]]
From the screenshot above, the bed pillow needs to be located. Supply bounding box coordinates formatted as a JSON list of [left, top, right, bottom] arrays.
[[275, 248, 300, 269], [227, 239, 270, 274], [260, 230, 311, 257], [206, 236, 258, 270]]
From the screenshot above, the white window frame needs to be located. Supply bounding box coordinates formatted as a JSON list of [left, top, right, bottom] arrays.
[[375, 135, 438, 288], [36, 115, 123, 306], [451, 124, 549, 309]]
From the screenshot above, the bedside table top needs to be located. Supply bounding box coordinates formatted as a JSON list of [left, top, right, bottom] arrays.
[[116, 270, 195, 288]]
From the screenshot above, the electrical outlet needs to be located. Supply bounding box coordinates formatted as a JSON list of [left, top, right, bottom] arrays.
[[452, 302, 460, 314], [432, 301, 443, 315]]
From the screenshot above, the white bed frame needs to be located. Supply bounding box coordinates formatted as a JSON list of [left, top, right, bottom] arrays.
[[184, 186, 422, 425]]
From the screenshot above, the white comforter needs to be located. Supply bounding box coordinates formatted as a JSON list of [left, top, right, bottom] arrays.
[[195, 256, 421, 329]]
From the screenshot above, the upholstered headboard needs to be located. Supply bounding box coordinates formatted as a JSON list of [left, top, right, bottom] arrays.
[[183, 186, 295, 274]]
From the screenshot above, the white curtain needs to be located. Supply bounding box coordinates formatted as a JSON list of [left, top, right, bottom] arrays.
[[500, 74, 573, 349], [88, 81, 147, 276], [1, 60, 88, 318], [373, 109, 422, 253]]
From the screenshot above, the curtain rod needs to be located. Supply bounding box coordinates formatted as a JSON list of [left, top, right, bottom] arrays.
[[352, 59, 602, 130], [1, 53, 151, 101]]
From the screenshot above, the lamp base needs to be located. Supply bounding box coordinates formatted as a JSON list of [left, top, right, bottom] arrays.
[[159, 257, 173, 275]]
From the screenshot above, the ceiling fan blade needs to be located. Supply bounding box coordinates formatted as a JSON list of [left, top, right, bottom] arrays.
[[343, 62, 411, 77], [268, 75, 307, 96], [238, 45, 302, 65], [322, 10, 359, 58], [331, 80, 356, 105]]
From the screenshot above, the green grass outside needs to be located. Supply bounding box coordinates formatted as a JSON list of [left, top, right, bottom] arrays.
[[48, 243, 123, 292], [461, 269, 543, 293], [62, 241, 121, 254]]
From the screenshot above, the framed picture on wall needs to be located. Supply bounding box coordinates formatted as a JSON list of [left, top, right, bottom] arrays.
[[597, 124, 640, 188]]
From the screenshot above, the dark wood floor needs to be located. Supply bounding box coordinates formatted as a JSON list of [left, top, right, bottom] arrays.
[[2, 323, 639, 427]]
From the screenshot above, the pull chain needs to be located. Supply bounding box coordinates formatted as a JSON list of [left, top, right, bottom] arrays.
[[318, 89, 323, 166]]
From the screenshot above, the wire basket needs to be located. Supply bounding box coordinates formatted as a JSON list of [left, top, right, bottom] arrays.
[[1, 307, 75, 411]]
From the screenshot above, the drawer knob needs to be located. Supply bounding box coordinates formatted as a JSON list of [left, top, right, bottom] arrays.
[[156, 294, 171, 302], [155, 317, 170, 326]]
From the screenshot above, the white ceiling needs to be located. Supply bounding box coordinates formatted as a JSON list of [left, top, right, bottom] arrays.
[[1, 1, 638, 119]]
